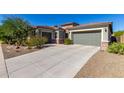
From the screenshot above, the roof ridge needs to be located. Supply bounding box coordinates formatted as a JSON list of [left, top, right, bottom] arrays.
[[79, 22, 112, 26]]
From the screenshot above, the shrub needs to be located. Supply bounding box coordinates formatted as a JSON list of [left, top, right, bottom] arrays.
[[36, 37, 48, 48], [107, 43, 124, 55], [118, 44, 124, 55], [26, 39, 34, 49], [41, 37, 48, 44], [0, 40, 2, 44], [107, 43, 119, 54], [26, 36, 48, 49], [114, 31, 124, 37], [64, 38, 73, 45]]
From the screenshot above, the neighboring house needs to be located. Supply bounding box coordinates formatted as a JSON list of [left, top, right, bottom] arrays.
[[32, 22, 113, 50]]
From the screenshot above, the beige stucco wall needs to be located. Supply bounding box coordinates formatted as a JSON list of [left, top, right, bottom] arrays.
[[62, 25, 74, 29], [102, 27, 109, 42]]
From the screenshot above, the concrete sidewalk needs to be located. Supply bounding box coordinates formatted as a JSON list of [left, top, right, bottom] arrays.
[[0, 44, 8, 78]]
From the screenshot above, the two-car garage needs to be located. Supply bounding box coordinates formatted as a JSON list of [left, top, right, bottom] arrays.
[[68, 22, 113, 50], [72, 31, 101, 46]]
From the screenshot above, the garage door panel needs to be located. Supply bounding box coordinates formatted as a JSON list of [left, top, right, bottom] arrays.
[[72, 31, 101, 46]]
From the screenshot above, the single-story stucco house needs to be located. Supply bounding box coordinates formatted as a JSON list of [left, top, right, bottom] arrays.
[[32, 25, 65, 43], [32, 22, 113, 50]]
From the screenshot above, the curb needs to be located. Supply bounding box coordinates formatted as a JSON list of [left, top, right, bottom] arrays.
[[0, 44, 9, 78]]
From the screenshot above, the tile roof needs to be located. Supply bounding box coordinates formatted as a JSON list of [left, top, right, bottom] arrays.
[[32, 22, 113, 33], [68, 22, 112, 30], [32, 26, 66, 32], [32, 26, 55, 30]]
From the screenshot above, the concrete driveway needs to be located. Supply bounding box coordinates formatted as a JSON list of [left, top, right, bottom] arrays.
[[5, 44, 99, 78]]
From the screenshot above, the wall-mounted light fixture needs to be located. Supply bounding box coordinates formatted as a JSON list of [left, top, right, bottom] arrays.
[[105, 28, 107, 32]]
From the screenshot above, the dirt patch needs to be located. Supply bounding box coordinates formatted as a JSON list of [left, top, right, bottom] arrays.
[[1, 44, 51, 59], [75, 51, 124, 78]]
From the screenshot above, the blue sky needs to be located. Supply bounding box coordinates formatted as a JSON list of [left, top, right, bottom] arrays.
[[0, 14, 124, 32]]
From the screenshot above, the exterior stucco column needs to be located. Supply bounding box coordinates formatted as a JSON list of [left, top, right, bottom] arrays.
[[69, 32, 72, 40], [101, 28, 109, 50], [56, 31, 60, 44]]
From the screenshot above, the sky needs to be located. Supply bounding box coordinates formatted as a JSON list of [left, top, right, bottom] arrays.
[[0, 14, 124, 32]]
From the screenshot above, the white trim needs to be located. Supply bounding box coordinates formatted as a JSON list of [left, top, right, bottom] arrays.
[[102, 40, 110, 42], [69, 27, 104, 32], [101, 28, 104, 42], [55, 30, 59, 39]]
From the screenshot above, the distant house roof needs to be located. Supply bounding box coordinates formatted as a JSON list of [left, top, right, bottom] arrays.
[[61, 22, 79, 26], [32, 26, 55, 30], [32, 26, 66, 32], [68, 22, 113, 33]]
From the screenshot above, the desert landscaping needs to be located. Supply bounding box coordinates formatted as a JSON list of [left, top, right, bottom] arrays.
[[75, 51, 124, 78]]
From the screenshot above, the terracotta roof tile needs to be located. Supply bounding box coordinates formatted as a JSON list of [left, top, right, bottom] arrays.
[[68, 22, 112, 30], [32, 26, 55, 30]]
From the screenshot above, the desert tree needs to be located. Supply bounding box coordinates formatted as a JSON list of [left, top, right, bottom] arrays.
[[1, 16, 32, 48]]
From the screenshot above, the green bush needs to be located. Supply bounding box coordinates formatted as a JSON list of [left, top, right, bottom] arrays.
[[114, 31, 124, 37], [107, 43, 119, 54], [0, 38, 3, 43], [0, 16, 31, 46], [26, 39, 34, 49], [64, 38, 73, 45], [107, 43, 124, 55], [26, 36, 48, 49], [118, 44, 124, 55]]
